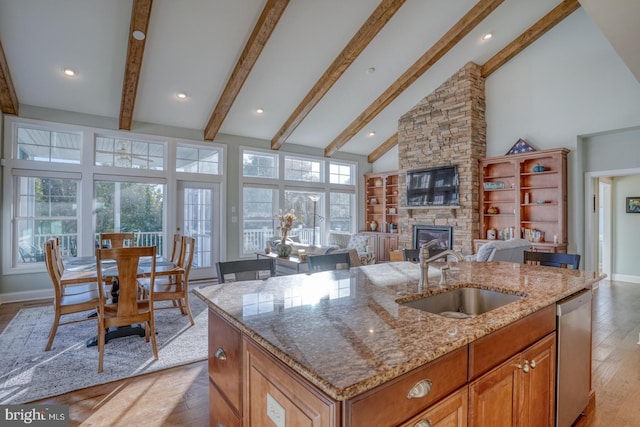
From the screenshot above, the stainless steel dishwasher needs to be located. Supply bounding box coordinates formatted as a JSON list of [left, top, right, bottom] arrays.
[[556, 288, 592, 427]]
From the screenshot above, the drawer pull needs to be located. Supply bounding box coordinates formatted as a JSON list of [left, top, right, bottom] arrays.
[[529, 359, 537, 369], [214, 347, 227, 361], [516, 362, 530, 373], [407, 379, 432, 399], [414, 420, 432, 427]]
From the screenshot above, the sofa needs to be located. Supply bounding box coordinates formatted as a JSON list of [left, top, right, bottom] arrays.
[[464, 238, 532, 262]]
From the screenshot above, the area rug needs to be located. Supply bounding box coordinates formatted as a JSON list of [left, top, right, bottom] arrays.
[[0, 296, 209, 404]]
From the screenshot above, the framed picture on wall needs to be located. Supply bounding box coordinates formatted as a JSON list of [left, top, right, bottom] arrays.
[[626, 196, 640, 213]]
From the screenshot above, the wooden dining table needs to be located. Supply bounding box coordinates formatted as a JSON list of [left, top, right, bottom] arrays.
[[60, 255, 184, 347]]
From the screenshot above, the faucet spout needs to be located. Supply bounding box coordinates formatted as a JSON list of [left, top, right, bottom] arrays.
[[418, 245, 463, 289]]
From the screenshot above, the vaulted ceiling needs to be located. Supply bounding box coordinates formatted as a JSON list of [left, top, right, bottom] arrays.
[[0, 0, 636, 162]]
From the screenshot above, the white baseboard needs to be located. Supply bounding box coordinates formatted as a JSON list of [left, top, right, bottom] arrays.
[[611, 273, 640, 284], [0, 289, 53, 304]]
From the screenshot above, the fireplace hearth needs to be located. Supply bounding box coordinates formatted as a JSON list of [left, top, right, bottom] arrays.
[[413, 225, 453, 251]]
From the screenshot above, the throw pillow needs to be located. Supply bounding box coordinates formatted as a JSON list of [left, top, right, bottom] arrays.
[[347, 234, 369, 254]]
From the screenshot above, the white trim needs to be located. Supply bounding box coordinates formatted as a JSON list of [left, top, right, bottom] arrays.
[[611, 274, 640, 284], [0, 289, 53, 304]]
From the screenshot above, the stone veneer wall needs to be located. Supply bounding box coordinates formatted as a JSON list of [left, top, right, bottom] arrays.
[[397, 62, 486, 255]]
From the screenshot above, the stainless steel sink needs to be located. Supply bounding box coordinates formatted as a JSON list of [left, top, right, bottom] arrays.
[[400, 287, 524, 319]]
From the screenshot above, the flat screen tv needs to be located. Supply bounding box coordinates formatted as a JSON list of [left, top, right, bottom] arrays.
[[406, 165, 459, 206]]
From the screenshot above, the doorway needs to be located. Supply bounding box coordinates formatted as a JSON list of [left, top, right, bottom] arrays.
[[176, 181, 221, 280], [598, 179, 612, 278]]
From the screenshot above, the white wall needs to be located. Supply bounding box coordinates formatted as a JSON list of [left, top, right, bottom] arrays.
[[375, 8, 640, 260], [612, 175, 640, 282]]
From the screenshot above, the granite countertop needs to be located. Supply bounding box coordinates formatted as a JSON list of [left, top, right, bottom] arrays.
[[194, 261, 603, 401]]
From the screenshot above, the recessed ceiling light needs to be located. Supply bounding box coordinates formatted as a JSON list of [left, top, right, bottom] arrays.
[[176, 92, 188, 99], [482, 33, 493, 41], [63, 68, 77, 77], [367, 67, 376, 74], [132, 30, 146, 41], [256, 108, 264, 114], [368, 131, 376, 137]]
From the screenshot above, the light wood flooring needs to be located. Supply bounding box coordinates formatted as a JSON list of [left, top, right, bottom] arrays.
[[1, 279, 638, 426]]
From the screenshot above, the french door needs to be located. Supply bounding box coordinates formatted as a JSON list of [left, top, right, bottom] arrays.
[[176, 181, 221, 280]]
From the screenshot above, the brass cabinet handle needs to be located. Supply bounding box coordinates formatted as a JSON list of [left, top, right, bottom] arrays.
[[516, 362, 530, 373], [529, 359, 537, 369], [214, 347, 227, 361], [407, 379, 432, 399], [414, 420, 432, 427]]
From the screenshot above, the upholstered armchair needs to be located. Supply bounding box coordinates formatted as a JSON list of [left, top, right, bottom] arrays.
[[328, 231, 376, 265], [464, 239, 531, 263]]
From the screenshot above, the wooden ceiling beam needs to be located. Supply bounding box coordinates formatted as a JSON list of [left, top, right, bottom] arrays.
[[368, 133, 398, 163], [119, 0, 153, 130], [204, 0, 289, 141], [481, 0, 580, 78], [270, 0, 406, 150], [324, 0, 504, 157], [0, 39, 19, 115]]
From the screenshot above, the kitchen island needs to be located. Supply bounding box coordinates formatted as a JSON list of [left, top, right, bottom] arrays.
[[195, 261, 603, 426]]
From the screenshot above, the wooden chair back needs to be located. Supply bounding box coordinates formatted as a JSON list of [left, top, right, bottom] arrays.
[[170, 233, 183, 263], [524, 251, 581, 269], [99, 232, 135, 249], [216, 258, 276, 283], [307, 252, 351, 272]]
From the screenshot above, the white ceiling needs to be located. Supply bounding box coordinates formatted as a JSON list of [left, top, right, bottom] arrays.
[[0, 0, 637, 159]]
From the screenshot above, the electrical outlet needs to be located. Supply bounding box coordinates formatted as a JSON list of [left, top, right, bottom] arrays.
[[266, 393, 285, 427]]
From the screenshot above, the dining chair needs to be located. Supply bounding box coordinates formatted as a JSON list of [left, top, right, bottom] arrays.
[[95, 246, 158, 373], [44, 238, 101, 351], [307, 252, 351, 273], [216, 258, 276, 283], [524, 251, 581, 269], [169, 233, 183, 263], [140, 236, 196, 325], [98, 232, 135, 249]]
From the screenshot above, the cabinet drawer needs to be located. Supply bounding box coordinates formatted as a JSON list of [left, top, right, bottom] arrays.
[[346, 346, 468, 427], [468, 304, 555, 380], [398, 386, 468, 427], [209, 380, 241, 427], [208, 309, 242, 413]]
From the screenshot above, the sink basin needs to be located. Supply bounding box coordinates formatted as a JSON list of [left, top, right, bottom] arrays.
[[401, 287, 524, 319]]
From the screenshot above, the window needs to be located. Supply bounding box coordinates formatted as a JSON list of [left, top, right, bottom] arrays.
[[284, 155, 322, 182], [94, 180, 165, 250], [176, 145, 221, 175], [14, 173, 80, 264], [16, 126, 81, 164], [243, 150, 277, 178], [243, 186, 278, 253], [283, 190, 322, 245], [330, 162, 355, 185], [95, 136, 165, 170], [329, 192, 355, 233]]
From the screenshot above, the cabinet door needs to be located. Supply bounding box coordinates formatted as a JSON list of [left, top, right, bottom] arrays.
[[520, 333, 556, 427], [208, 310, 242, 413], [469, 352, 520, 427], [399, 386, 468, 427], [378, 234, 398, 262], [209, 380, 241, 427]]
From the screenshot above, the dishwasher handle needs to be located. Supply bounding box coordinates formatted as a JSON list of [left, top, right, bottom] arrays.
[[556, 288, 592, 316]]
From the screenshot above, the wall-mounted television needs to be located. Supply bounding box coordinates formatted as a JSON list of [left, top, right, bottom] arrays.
[[406, 165, 459, 206]]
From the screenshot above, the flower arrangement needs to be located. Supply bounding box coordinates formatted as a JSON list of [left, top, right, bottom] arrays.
[[277, 209, 297, 241]]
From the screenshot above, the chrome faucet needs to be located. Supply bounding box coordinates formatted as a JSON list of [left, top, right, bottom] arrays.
[[418, 243, 463, 289]]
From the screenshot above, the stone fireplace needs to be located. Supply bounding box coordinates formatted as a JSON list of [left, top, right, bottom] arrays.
[[397, 62, 486, 255]]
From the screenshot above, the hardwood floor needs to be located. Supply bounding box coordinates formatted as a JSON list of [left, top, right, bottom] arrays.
[[1, 279, 638, 426]]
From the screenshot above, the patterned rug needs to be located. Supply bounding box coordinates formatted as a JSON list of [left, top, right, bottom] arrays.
[[0, 295, 209, 404]]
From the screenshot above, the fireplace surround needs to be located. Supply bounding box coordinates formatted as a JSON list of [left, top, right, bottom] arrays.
[[413, 225, 453, 251]]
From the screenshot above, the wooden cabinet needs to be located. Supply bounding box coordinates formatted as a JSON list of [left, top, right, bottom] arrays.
[[478, 148, 568, 253], [398, 386, 468, 427], [364, 171, 399, 234], [469, 333, 556, 427], [361, 231, 398, 263], [246, 340, 339, 427], [208, 310, 243, 421]]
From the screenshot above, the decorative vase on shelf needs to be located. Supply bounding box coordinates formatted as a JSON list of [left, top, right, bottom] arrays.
[[369, 220, 378, 231], [276, 242, 292, 258]]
